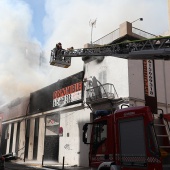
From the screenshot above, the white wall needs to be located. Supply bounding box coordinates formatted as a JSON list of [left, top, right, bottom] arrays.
[[59, 108, 90, 167], [106, 57, 129, 97], [128, 60, 145, 100], [155, 60, 170, 113], [84, 57, 129, 98], [155, 60, 166, 104], [128, 60, 170, 113]]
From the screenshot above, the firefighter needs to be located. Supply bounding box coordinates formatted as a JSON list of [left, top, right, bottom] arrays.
[[67, 46, 74, 51], [55, 42, 63, 57]]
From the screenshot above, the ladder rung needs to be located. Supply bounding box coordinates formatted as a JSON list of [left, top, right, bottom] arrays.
[[154, 124, 165, 127], [160, 146, 170, 148], [157, 135, 169, 137]]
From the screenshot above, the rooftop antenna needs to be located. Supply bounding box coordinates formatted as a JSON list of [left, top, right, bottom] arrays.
[[89, 18, 97, 44]]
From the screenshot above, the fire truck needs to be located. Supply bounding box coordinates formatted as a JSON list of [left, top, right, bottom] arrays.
[[50, 36, 170, 170], [82, 106, 170, 170]]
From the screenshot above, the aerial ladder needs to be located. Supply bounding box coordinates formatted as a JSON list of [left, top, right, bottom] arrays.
[[50, 36, 170, 68]]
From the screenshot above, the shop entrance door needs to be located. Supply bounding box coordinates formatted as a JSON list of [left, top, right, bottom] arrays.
[[44, 114, 59, 161], [1, 124, 8, 154]]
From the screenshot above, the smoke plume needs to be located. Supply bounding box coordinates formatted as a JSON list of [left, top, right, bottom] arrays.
[[0, 0, 46, 105], [0, 0, 169, 105]]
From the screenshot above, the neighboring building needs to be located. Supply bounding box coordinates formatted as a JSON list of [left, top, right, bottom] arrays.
[[84, 21, 170, 114], [0, 71, 90, 166], [0, 97, 29, 156], [28, 71, 87, 165], [1, 21, 170, 167]]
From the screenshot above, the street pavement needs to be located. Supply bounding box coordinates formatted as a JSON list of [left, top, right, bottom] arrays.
[[4, 160, 90, 170], [4, 161, 46, 170]]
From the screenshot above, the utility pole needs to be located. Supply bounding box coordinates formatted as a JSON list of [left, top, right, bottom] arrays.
[[89, 19, 97, 44]]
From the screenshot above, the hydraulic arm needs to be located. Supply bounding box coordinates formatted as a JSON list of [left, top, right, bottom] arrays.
[[50, 36, 170, 68]]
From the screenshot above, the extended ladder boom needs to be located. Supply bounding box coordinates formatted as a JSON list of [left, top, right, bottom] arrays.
[[50, 36, 170, 68]]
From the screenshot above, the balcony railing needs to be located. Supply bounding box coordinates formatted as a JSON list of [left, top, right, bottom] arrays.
[[92, 27, 157, 46], [93, 28, 120, 46], [132, 27, 157, 39], [86, 83, 118, 103]]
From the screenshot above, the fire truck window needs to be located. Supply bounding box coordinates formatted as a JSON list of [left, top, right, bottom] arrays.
[[119, 117, 146, 166], [92, 121, 107, 153]]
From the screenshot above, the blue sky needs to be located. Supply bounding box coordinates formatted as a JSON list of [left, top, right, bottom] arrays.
[[22, 0, 46, 44]]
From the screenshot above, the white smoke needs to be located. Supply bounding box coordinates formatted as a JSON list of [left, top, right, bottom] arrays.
[[43, 0, 169, 80], [0, 0, 47, 104], [43, 0, 168, 47], [0, 0, 169, 105]]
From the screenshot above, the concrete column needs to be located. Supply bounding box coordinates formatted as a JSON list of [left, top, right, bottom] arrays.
[[28, 118, 35, 160], [18, 120, 25, 159], [12, 123, 17, 153], [37, 117, 45, 161], [6, 124, 11, 154]]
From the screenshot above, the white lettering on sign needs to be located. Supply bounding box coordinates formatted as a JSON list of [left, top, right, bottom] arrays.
[[53, 82, 82, 107], [147, 60, 155, 97], [143, 60, 148, 96]]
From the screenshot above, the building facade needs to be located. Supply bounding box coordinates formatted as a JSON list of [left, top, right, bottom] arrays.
[[0, 71, 91, 166], [1, 21, 170, 167]]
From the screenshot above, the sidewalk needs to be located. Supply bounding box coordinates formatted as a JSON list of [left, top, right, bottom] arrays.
[[11, 159, 90, 170], [11, 159, 44, 168]]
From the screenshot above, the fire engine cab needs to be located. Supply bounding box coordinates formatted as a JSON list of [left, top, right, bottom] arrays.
[[83, 106, 170, 170]]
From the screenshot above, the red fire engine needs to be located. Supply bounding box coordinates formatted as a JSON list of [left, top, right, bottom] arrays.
[[82, 106, 170, 170]]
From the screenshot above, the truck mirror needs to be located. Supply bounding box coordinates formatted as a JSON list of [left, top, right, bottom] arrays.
[[83, 131, 87, 144], [82, 123, 92, 144], [83, 124, 88, 144], [83, 123, 88, 131]]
